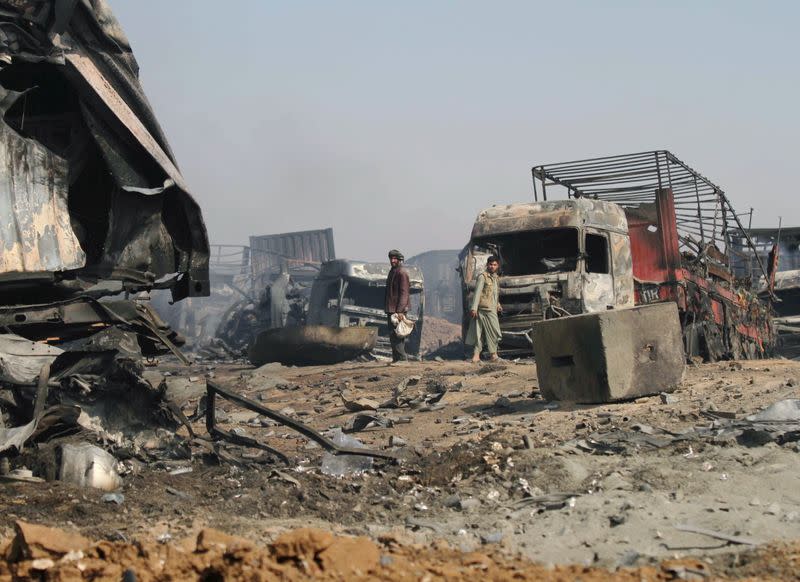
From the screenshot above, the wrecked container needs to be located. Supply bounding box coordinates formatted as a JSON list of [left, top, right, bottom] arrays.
[[533, 302, 685, 403]]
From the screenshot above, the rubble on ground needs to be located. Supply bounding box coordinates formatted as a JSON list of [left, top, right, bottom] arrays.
[[2, 354, 800, 572], [0, 4, 796, 578]]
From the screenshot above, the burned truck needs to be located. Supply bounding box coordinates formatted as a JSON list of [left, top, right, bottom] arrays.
[[0, 1, 209, 356], [731, 226, 800, 359], [459, 199, 634, 354], [307, 260, 424, 357], [461, 151, 773, 360]]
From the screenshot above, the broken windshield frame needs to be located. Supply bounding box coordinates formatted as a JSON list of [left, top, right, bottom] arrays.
[[473, 228, 580, 276]]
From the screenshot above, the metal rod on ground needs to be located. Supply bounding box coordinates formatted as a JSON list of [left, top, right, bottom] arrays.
[[206, 380, 398, 461]]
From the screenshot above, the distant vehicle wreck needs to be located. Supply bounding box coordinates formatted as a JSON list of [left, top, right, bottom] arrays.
[[0, 0, 209, 350], [308, 259, 425, 358], [732, 226, 800, 360], [206, 229, 336, 356]]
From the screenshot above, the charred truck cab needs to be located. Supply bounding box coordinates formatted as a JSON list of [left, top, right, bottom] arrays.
[[307, 260, 424, 357], [459, 199, 634, 354]]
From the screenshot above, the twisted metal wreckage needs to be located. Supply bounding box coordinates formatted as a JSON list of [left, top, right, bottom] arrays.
[[460, 151, 774, 360], [0, 1, 390, 475], [0, 0, 209, 340]]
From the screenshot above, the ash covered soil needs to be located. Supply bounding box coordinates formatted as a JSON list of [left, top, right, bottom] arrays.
[[3, 357, 800, 578]]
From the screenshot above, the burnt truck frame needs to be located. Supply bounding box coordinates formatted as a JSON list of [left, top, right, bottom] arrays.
[[461, 151, 773, 361], [307, 260, 424, 357]]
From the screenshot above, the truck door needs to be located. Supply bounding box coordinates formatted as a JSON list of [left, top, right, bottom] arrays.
[[582, 230, 615, 312]]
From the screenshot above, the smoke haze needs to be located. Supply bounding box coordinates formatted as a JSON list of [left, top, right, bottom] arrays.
[[110, 1, 800, 261]]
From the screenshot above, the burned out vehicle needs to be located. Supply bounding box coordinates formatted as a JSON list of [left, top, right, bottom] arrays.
[[0, 1, 209, 356], [205, 229, 337, 355], [461, 151, 773, 360], [765, 271, 800, 359], [731, 226, 800, 359], [459, 199, 634, 353], [307, 260, 424, 357]]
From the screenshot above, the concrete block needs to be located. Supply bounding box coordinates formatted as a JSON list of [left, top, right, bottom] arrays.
[[533, 302, 684, 403]]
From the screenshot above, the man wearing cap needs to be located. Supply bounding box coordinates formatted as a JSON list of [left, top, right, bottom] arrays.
[[385, 249, 411, 362]]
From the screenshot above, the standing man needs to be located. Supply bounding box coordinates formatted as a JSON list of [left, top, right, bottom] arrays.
[[385, 249, 411, 362], [466, 256, 503, 362]]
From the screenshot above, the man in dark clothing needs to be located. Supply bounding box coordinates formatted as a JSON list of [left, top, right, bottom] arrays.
[[385, 249, 411, 362]]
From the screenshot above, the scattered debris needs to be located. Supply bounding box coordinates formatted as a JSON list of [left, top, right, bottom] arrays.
[[58, 443, 122, 492], [0, 336, 62, 386], [268, 469, 301, 488], [661, 392, 680, 405], [205, 380, 396, 462], [340, 393, 380, 412], [345, 414, 393, 432], [101, 493, 125, 505]]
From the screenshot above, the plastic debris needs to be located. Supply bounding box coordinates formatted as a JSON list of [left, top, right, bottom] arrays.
[[320, 429, 373, 477]]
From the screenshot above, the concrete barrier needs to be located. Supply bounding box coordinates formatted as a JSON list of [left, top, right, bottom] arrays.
[[533, 302, 684, 403]]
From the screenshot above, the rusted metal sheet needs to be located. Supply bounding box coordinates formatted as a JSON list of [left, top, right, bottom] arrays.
[[625, 191, 772, 358], [625, 190, 682, 287], [0, 122, 85, 275]]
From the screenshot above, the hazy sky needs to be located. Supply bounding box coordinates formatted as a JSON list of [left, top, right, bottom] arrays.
[[110, 1, 798, 262]]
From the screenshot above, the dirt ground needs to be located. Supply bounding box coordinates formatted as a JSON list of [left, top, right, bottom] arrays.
[[2, 356, 800, 579], [419, 317, 462, 355]]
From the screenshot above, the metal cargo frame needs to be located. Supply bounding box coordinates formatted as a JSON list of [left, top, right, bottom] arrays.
[[532, 150, 769, 284]]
